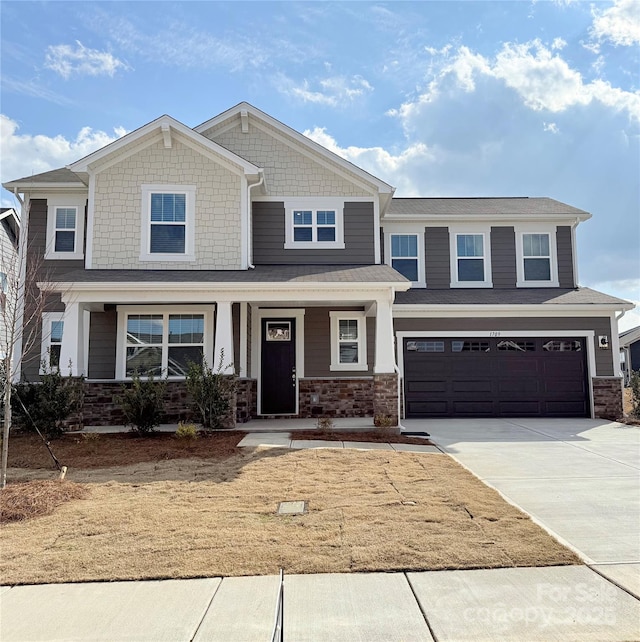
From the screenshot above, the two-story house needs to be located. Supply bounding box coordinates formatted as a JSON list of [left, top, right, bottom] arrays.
[[2, 103, 632, 425]]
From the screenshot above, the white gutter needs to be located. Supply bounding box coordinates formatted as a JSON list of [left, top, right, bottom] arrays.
[[247, 170, 264, 269], [612, 309, 627, 377]]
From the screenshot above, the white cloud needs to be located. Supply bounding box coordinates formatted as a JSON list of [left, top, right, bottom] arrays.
[[279, 74, 373, 107], [44, 41, 130, 79], [591, 0, 640, 47], [304, 126, 434, 195], [397, 40, 640, 123], [0, 115, 126, 185], [543, 122, 560, 134]]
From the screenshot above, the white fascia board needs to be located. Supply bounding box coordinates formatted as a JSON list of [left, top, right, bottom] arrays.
[[195, 102, 394, 195], [393, 303, 635, 317], [3, 183, 87, 193], [47, 281, 409, 304], [68, 115, 261, 177]]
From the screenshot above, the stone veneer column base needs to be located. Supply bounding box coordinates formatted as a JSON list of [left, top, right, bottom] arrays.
[[592, 377, 623, 420], [373, 373, 399, 426], [298, 378, 374, 418]]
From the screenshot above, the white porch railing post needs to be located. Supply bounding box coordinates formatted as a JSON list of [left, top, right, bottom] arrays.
[[374, 295, 396, 374], [214, 301, 234, 373]]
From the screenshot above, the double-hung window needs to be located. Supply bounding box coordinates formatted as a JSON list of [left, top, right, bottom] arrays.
[[284, 199, 345, 250], [515, 227, 558, 287], [140, 185, 195, 261], [450, 228, 492, 287], [330, 312, 368, 371], [390, 234, 419, 282], [41, 312, 64, 371], [118, 307, 213, 378], [45, 195, 86, 260]]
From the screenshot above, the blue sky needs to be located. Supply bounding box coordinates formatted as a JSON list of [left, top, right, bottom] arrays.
[[1, 1, 638, 329]]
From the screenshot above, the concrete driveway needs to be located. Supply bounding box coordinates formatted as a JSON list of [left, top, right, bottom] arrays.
[[403, 417, 640, 597]]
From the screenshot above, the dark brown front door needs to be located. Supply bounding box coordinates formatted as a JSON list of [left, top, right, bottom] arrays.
[[261, 318, 296, 414]]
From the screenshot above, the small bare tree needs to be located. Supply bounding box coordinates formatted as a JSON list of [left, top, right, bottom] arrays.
[[1, 205, 58, 488]]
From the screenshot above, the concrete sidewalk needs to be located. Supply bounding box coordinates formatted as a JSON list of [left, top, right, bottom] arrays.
[[2, 566, 639, 641]]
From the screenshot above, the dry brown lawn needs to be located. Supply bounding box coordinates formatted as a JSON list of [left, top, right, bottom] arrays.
[[1, 437, 580, 585]]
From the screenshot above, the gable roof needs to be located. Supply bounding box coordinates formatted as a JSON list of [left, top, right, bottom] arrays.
[[0, 207, 20, 246], [387, 197, 591, 221], [620, 325, 640, 347], [67, 114, 262, 177], [195, 102, 394, 198]]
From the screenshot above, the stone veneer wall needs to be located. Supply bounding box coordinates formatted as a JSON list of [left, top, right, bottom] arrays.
[[77, 380, 240, 428], [373, 374, 399, 426], [298, 378, 374, 418], [236, 378, 257, 423], [592, 377, 624, 420]]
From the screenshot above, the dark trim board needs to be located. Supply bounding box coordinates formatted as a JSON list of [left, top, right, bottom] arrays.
[[402, 336, 590, 418]]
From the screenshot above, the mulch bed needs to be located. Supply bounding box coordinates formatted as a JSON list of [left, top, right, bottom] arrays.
[[7, 431, 245, 470], [290, 430, 435, 446]]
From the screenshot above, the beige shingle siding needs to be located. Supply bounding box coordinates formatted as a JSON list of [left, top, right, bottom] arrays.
[[91, 138, 242, 270], [208, 123, 370, 197]]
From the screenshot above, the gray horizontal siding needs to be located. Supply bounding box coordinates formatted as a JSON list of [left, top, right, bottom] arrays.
[[88, 309, 117, 379], [556, 226, 575, 288], [28, 199, 87, 280], [394, 316, 614, 376], [425, 227, 450, 289], [490, 226, 517, 288], [303, 307, 374, 377], [252, 202, 375, 264]]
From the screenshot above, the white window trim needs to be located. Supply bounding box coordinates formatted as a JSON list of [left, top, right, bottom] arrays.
[[45, 195, 86, 260], [283, 198, 345, 250], [40, 312, 64, 373], [449, 226, 493, 288], [329, 311, 368, 371], [115, 305, 214, 379], [384, 229, 426, 288], [140, 185, 196, 262], [515, 225, 559, 287]]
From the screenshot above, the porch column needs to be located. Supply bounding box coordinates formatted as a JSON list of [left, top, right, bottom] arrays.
[[374, 295, 396, 373], [214, 301, 234, 373], [59, 301, 86, 376]]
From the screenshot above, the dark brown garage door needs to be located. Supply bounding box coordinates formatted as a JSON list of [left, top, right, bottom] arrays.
[[403, 337, 589, 418]]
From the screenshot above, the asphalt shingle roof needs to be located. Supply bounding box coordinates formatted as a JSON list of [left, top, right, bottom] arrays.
[[394, 287, 630, 306], [387, 197, 589, 217], [5, 168, 86, 185], [53, 264, 409, 284]]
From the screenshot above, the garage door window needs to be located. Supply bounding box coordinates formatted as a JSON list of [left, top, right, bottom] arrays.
[[452, 340, 490, 352], [497, 340, 535, 352], [406, 340, 444, 352], [543, 340, 582, 352]]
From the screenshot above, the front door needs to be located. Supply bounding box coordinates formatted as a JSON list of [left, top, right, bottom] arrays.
[[261, 318, 297, 414]]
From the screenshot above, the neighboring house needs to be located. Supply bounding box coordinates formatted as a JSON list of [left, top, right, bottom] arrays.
[[1, 103, 633, 424], [620, 325, 640, 386], [0, 207, 20, 360]]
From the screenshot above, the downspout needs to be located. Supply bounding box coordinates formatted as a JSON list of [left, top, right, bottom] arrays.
[[247, 170, 264, 269], [389, 286, 406, 431], [13, 188, 24, 208]]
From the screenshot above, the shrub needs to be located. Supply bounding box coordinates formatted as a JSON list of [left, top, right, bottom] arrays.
[[175, 422, 198, 440], [12, 363, 84, 438], [316, 417, 335, 431], [629, 370, 640, 418], [185, 351, 236, 430], [117, 370, 166, 435], [374, 414, 396, 429]]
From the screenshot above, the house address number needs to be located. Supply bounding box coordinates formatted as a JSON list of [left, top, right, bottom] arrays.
[[489, 331, 501, 337]]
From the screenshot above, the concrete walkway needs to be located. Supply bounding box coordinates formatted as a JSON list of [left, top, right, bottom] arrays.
[[3, 417, 639, 640]]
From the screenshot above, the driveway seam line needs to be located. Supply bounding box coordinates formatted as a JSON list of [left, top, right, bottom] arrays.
[[189, 577, 223, 642], [404, 572, 439, 642], [587, 564, 640, 603]]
